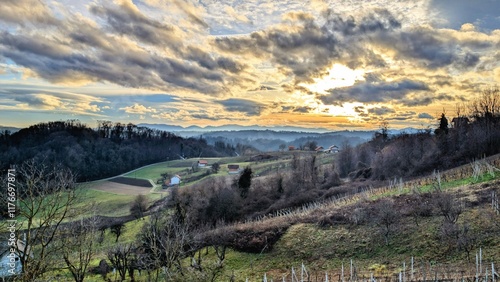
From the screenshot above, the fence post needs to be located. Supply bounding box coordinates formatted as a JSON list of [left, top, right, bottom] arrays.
[[350, 259, 353, 282], [476, 252, 479, 281], [341, 263, 344, 282], [493, 262, 496, 282], [411, 257, 414, 282], [403, 261, 406, 282]]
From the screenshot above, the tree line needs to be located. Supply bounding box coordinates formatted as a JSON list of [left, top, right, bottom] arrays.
[[336, 88, 500, 181], [0, 120, 231, 181]]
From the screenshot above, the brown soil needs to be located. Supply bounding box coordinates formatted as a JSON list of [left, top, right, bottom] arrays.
[[108, 176, 153, 187], [91, 181, 151, 195]]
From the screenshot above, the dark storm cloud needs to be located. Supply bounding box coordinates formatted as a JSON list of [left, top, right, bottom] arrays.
[[319, 76, 430, 105], [218, 98, 265, 116], [215, 9, 401, 84]]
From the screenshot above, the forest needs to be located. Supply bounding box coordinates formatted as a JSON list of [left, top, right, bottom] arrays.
[[0, 120, 233, 181]]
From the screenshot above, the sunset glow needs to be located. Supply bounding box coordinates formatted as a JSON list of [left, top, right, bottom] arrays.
[[0, 0, 498, 130]]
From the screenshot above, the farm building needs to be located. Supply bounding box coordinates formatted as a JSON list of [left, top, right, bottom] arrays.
[[0, 239, 28, 278], [288, 146, 295, 151], [198, 160, 208, 167], [227, 164, 240, 174], [328, 145, 339, 153]]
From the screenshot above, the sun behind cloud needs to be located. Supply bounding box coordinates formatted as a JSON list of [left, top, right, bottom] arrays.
[[300, 64, 366, 94]]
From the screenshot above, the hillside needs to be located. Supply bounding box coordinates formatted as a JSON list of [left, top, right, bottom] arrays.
[[194, 159, 500, 281], [0, 121, 233, 181]]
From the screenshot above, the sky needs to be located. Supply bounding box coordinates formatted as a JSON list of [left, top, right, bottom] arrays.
[[0, 0, 499, 130]]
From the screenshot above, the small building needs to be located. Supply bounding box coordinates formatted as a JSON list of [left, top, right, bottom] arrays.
[[0, 239, 27, 278], [315, 146, 324, 152], [170, 175, 181, 185], [227, 164, 240, 174], [328, 145, 339, 153], [288, 146, 295, 151], [198, 160, 208, 167]]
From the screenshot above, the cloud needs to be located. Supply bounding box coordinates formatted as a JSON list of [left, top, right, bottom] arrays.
[[0, 0, 59, 26], [319, 75, 430, 105], [377, 27, 481, 70], [292, 106, 314, 113], [215, 9, 402, 84], [218, 98, 266, 116], [418, 113, 434, 119], [367, 106, 395, 115], [89, 0, 178, 46], [223, 6, 251, 23], [14, 94, 63, 110], [120, 103, 158, 114], [172, 0, 208, 28]]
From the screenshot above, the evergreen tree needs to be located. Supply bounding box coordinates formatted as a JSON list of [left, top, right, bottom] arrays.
[[438, 113, 449, 134], [238, 167, 253, 198]]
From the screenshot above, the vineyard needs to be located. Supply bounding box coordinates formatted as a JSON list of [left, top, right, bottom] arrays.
[[252, 255, 499, 282]]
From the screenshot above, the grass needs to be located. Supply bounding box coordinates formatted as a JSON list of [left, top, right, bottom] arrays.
[[371, 170, 500, 200], [72, 186, 163, 218]]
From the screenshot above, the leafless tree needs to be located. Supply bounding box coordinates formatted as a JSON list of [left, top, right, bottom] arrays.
[[373, 199, 400, 245], [110, 222, 125, 242], [434, 192, 462, 224], [107, 244, 134, 282], [138, 212, 193, 281], [469, 87, 500, 122], [8, 160, 78, 281], [130, 194, 148, 219], [59, 215, 100, 282]]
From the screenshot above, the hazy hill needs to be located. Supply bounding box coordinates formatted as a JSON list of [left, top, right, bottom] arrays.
[[139, 123, 382, 151]]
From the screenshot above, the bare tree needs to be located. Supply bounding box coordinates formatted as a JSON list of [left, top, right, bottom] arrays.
[[434, 192, 462, 224], [60, 216, 100, 282], [130, 194, 148, 219], [110, 222, 125, 243], [138, 212, 193, 281], [107, 244, 134, 282], [469, 87, 500, 122], [373, 199, 400, 245], [10, 160, 78, 281]]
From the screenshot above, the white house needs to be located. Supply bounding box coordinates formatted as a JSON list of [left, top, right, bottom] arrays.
[[170, 175, 181, 185], [0, 240, 26, 278]]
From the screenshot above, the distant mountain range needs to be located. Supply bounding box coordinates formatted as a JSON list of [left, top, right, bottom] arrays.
[[137, 123, 333, 133], [0, 126, 21, 133], [2, 122, 422, 152], [139, 123, 423, 151]]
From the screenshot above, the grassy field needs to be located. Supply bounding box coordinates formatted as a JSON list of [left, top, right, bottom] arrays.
[[74, 183, 163, 218]]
